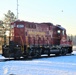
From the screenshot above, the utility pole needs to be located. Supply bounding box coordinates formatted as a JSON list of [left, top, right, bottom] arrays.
[[17, 0, 19, 19]]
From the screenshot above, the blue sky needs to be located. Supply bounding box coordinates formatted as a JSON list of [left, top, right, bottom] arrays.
[[0, 0, 76, 35]]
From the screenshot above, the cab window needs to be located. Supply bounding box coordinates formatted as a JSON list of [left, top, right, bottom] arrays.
[[17, 24, 24, 28], [62, 30, 65, 35]]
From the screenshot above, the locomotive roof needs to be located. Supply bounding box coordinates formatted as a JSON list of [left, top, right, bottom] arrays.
[[56, 25, 66, 30], [12, 20, 66, 30], [41, 23, 54, 26], [14, 20, 53, 26]]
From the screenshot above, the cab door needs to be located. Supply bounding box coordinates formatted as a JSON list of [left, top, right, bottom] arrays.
[[14, 24, 25, 45]]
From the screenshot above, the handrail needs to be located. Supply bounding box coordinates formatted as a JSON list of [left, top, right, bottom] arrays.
[[15, 36, 24, 52]]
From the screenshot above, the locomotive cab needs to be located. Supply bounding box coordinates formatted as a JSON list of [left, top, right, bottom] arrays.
[[52, 25, 66, 45]]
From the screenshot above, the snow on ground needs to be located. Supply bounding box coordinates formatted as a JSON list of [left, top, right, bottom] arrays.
[[0, 47, 76, 75]]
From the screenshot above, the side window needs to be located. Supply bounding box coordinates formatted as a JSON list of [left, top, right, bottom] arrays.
[[26, 24, 36, 29], [11, 25, 14, 28], [30, 24, 33, 28], [26, 24, 29, 28], [33, 25, 36, 29], [62, 30, 65, 35], [11, 23, 15, 28]]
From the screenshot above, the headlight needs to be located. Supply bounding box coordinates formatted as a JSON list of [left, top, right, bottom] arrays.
[[16, 45, 19, 47]]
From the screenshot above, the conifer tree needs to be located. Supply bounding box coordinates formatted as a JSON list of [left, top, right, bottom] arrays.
[[3, 10, 16, 30]]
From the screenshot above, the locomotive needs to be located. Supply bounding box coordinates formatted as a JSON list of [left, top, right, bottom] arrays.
[[2, 20, 73, 59]]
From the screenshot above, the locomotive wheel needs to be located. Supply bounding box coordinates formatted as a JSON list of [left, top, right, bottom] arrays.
[[14, 57, 20, 60], [55, 48, 61, 56], [48, 49, 50, 57], [55, 53, 60, 56], [14, 49, 22, 59], [33, 49, 41, 58], [27, 48, 33, 58], [61, 48, 67, 55]]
